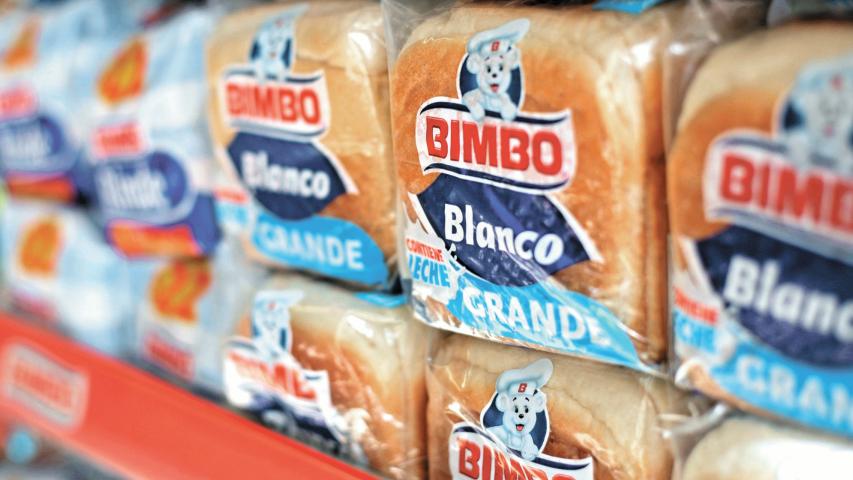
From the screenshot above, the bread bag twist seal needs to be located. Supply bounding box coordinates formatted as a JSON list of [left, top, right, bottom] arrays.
[[388, 1, 684, 370], [207, 1, 397, 288], [668, 15, 853, 439]]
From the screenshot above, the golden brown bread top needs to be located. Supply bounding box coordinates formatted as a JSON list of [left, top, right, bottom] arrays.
[[678, 21, 853, 133], [430, 334, 690, 480], [399, 2, 682, 166]]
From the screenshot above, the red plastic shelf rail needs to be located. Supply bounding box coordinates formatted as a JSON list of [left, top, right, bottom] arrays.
[[0, 313, 374, 480]]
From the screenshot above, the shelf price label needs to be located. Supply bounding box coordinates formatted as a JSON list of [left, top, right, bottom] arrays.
[[1, 343, 88, 428]]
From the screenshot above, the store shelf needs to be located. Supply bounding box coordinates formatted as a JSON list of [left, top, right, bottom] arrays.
[[0, 313, 374, 480]]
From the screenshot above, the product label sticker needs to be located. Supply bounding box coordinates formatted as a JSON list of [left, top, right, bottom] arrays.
[[223, 290, 367, 464], [218, 5, 387, 285], [139, 259, 213, 380], [141, 328, 194, 380], [408, 19, 650, 371], [675, 53, 853, 438], [90, 17, 221, 257], [17, 215, 63, 279], [449, 359, 593, 480], [96, 38, 147, 106], [6, 212, 65, 321], [1, 343, 88, 428], [2, 17, 38, 71]]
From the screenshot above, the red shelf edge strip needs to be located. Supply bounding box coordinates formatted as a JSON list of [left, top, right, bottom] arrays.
[[0, 313, 375, 480]]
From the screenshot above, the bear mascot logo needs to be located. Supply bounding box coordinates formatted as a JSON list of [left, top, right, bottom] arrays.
[[249, 4, 307, 84], [250, 290, 303, 363], [780, 54, 853, 176], [482, 358, 552, 461], [460, 19, 529, 122]]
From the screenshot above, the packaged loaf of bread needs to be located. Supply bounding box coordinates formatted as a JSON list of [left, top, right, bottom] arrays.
[[386, 0, 698, 371], [88, 7, 221, 258], [207, 0, 396, 288], [222, 273, 428, 479], [668, 5, 853, 439], [667, 406, 853, 480], [0, 198, 140, 355], [135, 238, 264, 392], [428, 333, 691, 480], [0, 0, 121, 203]]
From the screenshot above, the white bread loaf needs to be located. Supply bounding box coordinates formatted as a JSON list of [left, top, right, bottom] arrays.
[[207, 1, 396, 287], [428, 334, 691, 480], [391, 1, 685, 365], [226, 273, 428, 479], [682, 417, 853, 480], [668, 20, 853, 438]]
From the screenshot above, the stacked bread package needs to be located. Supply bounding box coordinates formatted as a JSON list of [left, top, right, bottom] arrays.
[[387, 0, 686, 371], [668, 11, 853, 439], [0, 197, 142, 355], [222, 273, 428, 479], [0, 0, 122, 202], [88, 7, 221, 258], [428, 333, 691, 480], [206, 0, 397, 288], [135, 238, 264, 392]]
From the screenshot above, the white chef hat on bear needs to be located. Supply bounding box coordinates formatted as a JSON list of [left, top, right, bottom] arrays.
[[466, 18, 530, 57], [495, 358, 553, 396]]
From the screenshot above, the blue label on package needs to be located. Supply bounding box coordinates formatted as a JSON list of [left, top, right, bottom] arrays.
[[228, 132, 348, 221], [251, 211, 388, 286], [418, 175, 592, 287], [411, 255, 652, 373], [0, 114, 73, 173], [593, 0, 670, 14]]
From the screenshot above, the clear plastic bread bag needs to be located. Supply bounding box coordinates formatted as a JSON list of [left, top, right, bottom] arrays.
[[384, 0, 752, 373], [0, 0, 164, 204], [427, 331, 699, 480], [206, 0, 398, 290], [87, 6, 223, 258], [220, 272, 430, 479], [0, 197, 139, 356], [664, 403, 853, 480], [665, 0, 853, 440], [133, 236, 266, 394]]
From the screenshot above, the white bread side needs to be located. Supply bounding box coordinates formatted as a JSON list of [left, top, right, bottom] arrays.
[[682, 417, 853, 480], [235, 274, 428, 479]]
